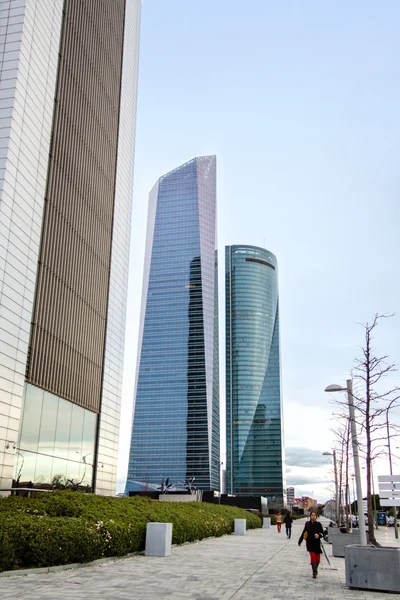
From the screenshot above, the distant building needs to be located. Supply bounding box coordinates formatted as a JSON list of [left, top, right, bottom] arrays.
[[287, 487, 295, 508], [294, 496, 318, 512], [125, 157, 220, 493], [225, 245, 284, 501]]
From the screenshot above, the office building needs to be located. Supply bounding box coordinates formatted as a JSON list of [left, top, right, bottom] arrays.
[[287, 486, 295, 509], [0, 0, 141, 495], [126, 156, 219, 493], [225, 245, 284, 502]]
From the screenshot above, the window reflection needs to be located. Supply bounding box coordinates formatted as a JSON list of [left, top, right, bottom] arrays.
[[54, 398, 72, 459], [19, 385, 43, 452], [68, 404, 84, 461], [15, 383, 98, 491], [38, 391, 58, 455]]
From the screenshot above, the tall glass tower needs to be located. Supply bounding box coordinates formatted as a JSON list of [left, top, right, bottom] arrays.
[[126, 156, 219, 493], [225, 245, 284, 503], [0, 0, 141, 495]]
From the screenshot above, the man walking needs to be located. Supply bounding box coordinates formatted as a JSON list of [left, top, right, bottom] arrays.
[[283, 511, 293, 538]]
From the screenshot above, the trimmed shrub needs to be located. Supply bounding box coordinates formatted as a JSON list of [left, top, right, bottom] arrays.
[[0, 492, 261, 572]]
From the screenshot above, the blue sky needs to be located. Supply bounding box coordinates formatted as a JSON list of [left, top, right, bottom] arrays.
[[118, 0, 400, 501]]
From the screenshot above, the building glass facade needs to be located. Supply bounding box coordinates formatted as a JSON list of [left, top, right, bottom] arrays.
[[126, 156, 219, 493], [0, 0, 141, 494], [226, 245, 284, 502]]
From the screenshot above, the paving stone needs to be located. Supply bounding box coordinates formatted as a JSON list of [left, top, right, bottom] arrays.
[[0, 518, 398, 599]]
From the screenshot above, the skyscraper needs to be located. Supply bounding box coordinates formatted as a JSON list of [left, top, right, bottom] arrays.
[[126, 156, 219, 493], [225, 245, 284, 502], [0, 0, 141, 495]]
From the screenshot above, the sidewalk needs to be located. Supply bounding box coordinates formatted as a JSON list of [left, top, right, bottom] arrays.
[[1, 517, 398, 599]]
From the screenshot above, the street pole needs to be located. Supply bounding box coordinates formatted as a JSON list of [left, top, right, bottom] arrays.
[[333, 449, 339, 527], [346, 379, 367, 545], [386, 409, 399, 539], [371, 462, 378, 530]]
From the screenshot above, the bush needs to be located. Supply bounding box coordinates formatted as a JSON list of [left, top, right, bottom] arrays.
[[0, 492, 261, 572]]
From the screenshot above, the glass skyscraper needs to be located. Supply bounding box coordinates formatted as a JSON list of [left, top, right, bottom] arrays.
[[225, 245, 284, 502], [126, 156, 219, 493], [0, 0, 141, 495]]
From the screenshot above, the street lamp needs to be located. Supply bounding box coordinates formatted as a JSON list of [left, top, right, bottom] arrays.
[[322, 450, 339, 527], [325, 379, 367, 546], [386, 408, 399, 539]]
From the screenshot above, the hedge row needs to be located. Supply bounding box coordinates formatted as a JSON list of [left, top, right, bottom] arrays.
[[0, 492, 261, 572]]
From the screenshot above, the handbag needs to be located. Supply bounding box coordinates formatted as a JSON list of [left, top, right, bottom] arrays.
[[303, 523, 309, 540]]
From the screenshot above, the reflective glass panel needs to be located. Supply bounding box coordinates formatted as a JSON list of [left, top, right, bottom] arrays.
[[54, 398, 72, 459], [68, 404, 84, 461], [19, 384, 43, 453], [38, 391, 59, 455], [34, 454, 53, 485]]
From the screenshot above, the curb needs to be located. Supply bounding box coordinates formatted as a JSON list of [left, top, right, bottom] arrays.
[[0, 551, 143, 578]]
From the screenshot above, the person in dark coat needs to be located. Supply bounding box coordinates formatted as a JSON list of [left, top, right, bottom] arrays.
[[283, 511, 293, 538], [298, 510, 324, 578]]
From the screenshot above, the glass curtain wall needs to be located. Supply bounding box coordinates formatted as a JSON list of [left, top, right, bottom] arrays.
[[14, 383, 97, 490], [126, 157, 219, 493], [226, 245, 284, 503]]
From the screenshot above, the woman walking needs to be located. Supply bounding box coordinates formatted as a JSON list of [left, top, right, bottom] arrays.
[[298, 511, 324, 578], [276, 511, 283, 533]]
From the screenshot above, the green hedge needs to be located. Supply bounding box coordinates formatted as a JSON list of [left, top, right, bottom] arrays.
[[0, 492, 261, 572]]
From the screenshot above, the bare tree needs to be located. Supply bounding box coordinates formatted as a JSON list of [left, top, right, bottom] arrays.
[[331, 416, 352, 531], [352, 314, 400, 545]]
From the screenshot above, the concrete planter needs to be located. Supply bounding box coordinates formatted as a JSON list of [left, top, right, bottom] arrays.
[[262, 518, 271, 529], [332, 531, 364, 557], [327, 526, 338, 543], [345, 545, 400, 593], [145, 522, 173, 557], [234, 519, 246, 535]]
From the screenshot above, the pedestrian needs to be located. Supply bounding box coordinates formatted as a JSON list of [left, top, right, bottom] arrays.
[[276, 511, 282, 533], [283, 511, 293, 538], [298, 510, 324, 578]]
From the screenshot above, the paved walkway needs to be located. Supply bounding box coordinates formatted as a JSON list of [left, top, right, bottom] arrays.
[[1, 517, 398, 599]]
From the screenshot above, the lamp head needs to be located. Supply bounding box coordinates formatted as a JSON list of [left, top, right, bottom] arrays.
[[325, 384, 347, 392]]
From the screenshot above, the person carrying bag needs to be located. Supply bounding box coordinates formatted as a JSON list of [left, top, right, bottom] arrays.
[[298, 510, 324, 578]]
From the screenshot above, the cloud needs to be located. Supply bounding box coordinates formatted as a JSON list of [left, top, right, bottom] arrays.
[[285, 446, 331, 468], [286, 475, 328, 486]]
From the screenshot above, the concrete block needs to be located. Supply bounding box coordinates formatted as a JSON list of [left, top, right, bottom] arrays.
[[262, 517, 271, 529], [145, 522, 172, 557], [234, 519, 246, 535], [345, 545, 400, 592], [327, 526, 338, 543], [332, 531, 366, 557]]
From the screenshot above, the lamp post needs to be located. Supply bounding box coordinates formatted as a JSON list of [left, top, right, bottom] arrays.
[[386, 408, 399, 539], [325, 379, 367, 546], [322, 450, 339, 527]]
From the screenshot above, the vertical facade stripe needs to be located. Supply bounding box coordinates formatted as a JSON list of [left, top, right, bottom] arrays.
[[26, 0, 126, 414]]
